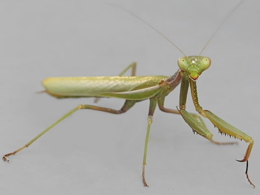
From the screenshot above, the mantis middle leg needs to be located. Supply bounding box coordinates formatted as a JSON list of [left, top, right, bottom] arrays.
[[142, 98, 157, 187]]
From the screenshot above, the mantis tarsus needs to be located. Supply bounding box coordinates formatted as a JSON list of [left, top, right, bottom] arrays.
[[3, 1, 255, 188]]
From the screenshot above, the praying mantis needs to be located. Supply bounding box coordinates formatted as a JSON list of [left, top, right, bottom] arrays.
[[3, 1, 255, 188]]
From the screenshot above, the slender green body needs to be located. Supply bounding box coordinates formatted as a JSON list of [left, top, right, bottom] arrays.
[[2, 0, 255, 188], [3, 57, 255, 188]]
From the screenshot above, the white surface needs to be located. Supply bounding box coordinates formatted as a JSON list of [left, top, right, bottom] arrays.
[[0, 0, 259, 195]]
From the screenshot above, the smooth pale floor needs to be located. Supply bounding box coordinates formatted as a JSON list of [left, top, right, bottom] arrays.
[[0, 0, 259, 195]]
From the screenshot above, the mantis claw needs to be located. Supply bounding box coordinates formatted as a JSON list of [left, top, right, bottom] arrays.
[[234, 160, 255, 188], [243, 161, 255, 188]]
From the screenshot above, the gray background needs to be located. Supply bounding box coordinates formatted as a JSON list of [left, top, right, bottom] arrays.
[[0, 0, 259, 195]]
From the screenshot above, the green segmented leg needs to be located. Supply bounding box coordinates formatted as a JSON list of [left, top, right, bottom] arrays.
[[179, 109, 213, 139], [3, 100, 136, 161], [180, 108, 254, 187], [158, 96, 236, 145], [142, 98, 157, 187], [118, 62, 137, 77], [178, 77, 255, 187], [203, 110, 255, 187]]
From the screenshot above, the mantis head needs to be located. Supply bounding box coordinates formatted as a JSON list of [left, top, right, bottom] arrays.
[[178, 56, 211, 80]]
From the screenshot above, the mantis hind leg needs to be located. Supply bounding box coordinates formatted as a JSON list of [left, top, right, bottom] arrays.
[[118, 62, 137, 76], [3, 100, 136, 161]]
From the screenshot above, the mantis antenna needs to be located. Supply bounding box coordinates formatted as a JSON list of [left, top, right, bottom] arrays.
[[109, 3, 187, 56], [110, 1, 244, 56], [199, 0, 244, 55]]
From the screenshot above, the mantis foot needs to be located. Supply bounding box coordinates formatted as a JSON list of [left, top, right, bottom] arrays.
[[3, 156, 10, 162], [142, 165, 149, 187], [2, 153, 12, 162]]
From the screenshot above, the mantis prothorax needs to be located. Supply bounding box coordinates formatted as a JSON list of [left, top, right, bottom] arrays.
[[3, 1, 255, 188]]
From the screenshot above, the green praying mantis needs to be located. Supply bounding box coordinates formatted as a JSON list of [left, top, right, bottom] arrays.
[[3, 1, 255, 188]]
